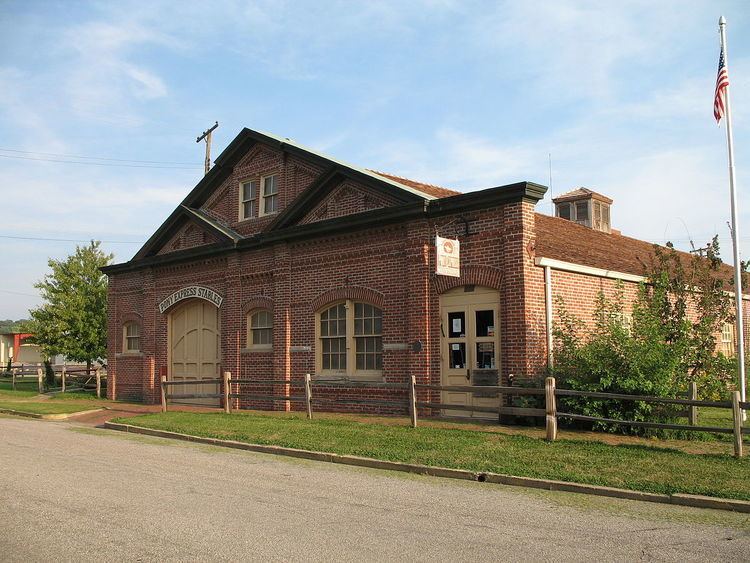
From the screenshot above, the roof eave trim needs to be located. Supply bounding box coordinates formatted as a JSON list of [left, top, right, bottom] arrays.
[[535, 257, 646, 283]]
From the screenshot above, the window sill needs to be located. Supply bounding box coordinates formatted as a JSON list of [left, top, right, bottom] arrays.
[[115, 352, 144, 358], [312, 372, 384, 383], [240, 347, 273, 354]]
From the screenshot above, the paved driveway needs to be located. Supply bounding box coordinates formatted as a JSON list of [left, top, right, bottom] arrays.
[[0, 417, 748, 562]]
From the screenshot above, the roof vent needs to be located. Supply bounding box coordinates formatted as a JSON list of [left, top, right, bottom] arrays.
[[552, 188, 612, 233]]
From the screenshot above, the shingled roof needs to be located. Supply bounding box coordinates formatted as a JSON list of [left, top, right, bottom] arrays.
[[368, 171, 461, 199], [534, 213, 746, 293]]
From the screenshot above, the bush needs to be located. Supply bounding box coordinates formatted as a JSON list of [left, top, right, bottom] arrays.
[[552, 235, 738, 435], [552, 289, 685, 434]]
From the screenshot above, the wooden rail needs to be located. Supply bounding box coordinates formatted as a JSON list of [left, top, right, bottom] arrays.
[[155, 373, 748, 457], [2, 364, 105, 398]]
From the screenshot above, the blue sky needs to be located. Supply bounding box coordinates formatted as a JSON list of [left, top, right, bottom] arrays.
[[1, 0, 748, 319]]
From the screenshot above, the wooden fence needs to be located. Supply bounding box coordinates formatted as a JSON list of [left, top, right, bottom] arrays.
[[158, 374, 750, 458], [1, 363, 106, 398]]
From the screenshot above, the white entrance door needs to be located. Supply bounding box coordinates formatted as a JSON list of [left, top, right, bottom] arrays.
[[440, 286, 501, 418], [170, 299, 221, 406]]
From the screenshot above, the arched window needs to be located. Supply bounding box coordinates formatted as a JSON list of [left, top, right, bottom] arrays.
[[317, 301, 382, 377], [123, 322, 141, 353], [247, 310, 273, 350]]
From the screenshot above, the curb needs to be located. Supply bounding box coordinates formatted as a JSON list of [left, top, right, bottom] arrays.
[[103, 422, 750, 514], [0, 407, 105, 420]]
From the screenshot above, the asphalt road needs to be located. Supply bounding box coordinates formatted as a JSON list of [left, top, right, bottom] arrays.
[[1, 417, 748, 562]]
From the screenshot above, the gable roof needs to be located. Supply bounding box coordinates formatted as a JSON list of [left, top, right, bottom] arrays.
[[132, 206, 238, 261], [552, 187, 613, 204], [367, 171, 460, 199], [132, 127, 468, 259], [535, 213, 746, 292]]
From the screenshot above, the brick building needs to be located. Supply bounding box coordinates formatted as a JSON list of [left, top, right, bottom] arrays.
[[102, 127, 749, 415]]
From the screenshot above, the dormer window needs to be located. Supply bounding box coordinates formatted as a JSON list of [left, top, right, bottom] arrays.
[[575, 201, 589, 226], [553, 188, 612, 233]]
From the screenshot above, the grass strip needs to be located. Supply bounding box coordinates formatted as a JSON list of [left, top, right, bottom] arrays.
[[0, 380, 40, 398], [0, 401, 99, 415], [115, 410, 750, 501]]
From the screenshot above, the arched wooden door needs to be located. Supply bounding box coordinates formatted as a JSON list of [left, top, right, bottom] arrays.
[[169, 299, 221, 406]]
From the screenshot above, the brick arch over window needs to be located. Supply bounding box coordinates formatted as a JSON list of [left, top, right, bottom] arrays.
[[432, 265, 503, 295], [242, 296, 274, 315], [311, 286, 385, 312], [118, 311, 143, 325]]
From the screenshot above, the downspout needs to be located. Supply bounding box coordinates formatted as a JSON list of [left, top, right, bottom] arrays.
[[544, 265, 554, 369]]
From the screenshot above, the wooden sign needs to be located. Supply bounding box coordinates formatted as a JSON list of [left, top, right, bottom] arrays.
[[436, 235, 460, 277], [158, 286, 223, 314]]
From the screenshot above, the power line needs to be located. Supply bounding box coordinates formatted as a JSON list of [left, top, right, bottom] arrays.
[[0, 147, 200, 166], [0, 289, 38, 297], [0, 234, 143, 244], [0, 153, 202, 170]]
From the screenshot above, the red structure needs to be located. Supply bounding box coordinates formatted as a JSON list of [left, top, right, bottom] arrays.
[[102, 128, 749, 415]]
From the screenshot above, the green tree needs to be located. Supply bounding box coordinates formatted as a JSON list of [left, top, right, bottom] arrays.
[[552, 238, 737, 434], [26, 241, 112, 369]]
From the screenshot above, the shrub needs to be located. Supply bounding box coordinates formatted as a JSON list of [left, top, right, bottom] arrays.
[[552, 238, 738, 434]]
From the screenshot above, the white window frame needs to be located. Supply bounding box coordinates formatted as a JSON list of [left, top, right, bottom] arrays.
[[315, 300, 383, 380], [239, 179, 258, 221], [122, 322, 141, 353], [260, 174, 278, 217], [721, 322, 736, 357], [247, 309, 273, 351]]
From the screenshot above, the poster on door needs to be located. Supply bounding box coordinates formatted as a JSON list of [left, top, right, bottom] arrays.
[[436, 235, 460, 277]]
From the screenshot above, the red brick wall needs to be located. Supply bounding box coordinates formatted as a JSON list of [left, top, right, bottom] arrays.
[[200, 146, 326, 237], [106, 195, 548, 411], [299, 181, 401, 225], [157, 222, 218, 256]]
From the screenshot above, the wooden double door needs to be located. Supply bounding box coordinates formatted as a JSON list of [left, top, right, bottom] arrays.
[[440, 286, 501, 418], [169, 300, 221, 406]]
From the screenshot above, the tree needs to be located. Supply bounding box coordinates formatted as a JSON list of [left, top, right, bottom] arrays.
[[552, 238, 737, 434], [26, 241, 112, 369]]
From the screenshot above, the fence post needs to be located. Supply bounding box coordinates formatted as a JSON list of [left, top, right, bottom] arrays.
[[303, 373, 313, 419], [409, 375, 418, 428], [61, 366, 66, 393], [223, 371, 231, 414], [96, 368, 101, 399], [732, 390, 743, 458], [545, 376, 557, 441], [161, 375, 167, 413], [688, 382, 697, 426], [12, 367, 16, 391], [37, 367, 43, 394]]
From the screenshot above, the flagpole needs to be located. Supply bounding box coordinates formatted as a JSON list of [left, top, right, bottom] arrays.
[[719, 15, 747, 418]]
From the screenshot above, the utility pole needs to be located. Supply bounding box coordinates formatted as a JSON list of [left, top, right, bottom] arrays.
[[196, 121, 219, 176]]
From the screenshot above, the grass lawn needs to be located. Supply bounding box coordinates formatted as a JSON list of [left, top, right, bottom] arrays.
[[116, 410, 750, 501], [698, 406, 739, 428], [0, 379, 41, 398], [0, 400, 100, 415], [0, 378, 106, 415], [49, 390, 103, 401]]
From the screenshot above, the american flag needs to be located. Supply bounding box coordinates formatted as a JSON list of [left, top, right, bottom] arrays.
[[714, 47, 730, 123]]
